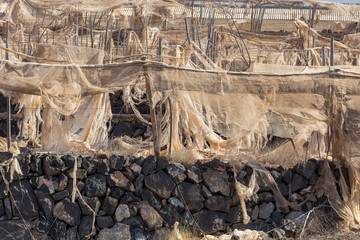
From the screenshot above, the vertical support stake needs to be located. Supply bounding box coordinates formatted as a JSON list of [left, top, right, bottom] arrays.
[[90, 14, 94, 48], [6, 21, 11, 151], [116, 27, 121, 55], [75, 17, 79, 46], [168, 97, 173, 159], [109, 23, 113, 56], [185, 18, 191, 44], [158, 36, 162, 62], [144, 67, 160, 161], [104, 18, 110, 51], [330, 37, 334, 66]]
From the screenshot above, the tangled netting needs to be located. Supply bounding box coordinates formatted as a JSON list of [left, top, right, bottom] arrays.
[[0, 0, 360, 230]]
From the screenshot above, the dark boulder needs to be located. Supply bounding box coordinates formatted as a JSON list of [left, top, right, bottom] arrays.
[[84, 174, 107, 197], [10, 180, 39, 220], [144, 170, 175, 199], [193, 210, 226, 234]]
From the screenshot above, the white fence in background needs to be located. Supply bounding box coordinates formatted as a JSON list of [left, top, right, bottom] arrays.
[[120, 6, 360, 22]]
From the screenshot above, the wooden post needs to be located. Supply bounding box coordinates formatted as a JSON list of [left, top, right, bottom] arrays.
[[6, 96, 11, 152], [109, 24, 113, 55], [168, 97, 173, 159], [330, 37, 334, 66], [6, 21, 11, 151], [75, 17, 79, 46], [144, 67, 160, 160]]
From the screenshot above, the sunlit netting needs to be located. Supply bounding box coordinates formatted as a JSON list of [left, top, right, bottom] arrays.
[[1, 0, 360, 230]]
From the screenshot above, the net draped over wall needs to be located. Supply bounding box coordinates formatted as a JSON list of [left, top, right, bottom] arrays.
[[1, 59, 360, 161], [1, 0, 360, 230]]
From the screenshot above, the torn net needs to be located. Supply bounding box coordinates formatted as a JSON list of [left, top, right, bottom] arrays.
[[0, 0, 360, 230]]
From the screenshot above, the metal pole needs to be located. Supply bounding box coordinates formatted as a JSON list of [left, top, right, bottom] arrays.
[[192, 26, 197, 64], [195, 18, 201, 49], [81, 18, 83, 47], [116, 27, 120, 55], [122, 30, 126, 56], [98, 32, 102, 49], [311, 36, 316, 65], [104, 18, 109, 51], [185, 18, 191, 44], [85, 13, 88, 48], [75, 17, 79, 46], [37, 28, 40, 43], [322, 46, 326, 66], [145, 23, 149, 54], [6, 22, 9, 60], [6, 21, 11, 151], [310, 4, 316, 28], [28, 27, 31, 55], [90, 14, 94, 48], [158, 36, 162, 62]]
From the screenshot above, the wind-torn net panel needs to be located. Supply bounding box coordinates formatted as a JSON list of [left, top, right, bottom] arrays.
[[1, 59, 360, 229], [1, 0, 360, 231], [146, 62, 360, 229], [0, 54, 144, 152], [2, 0, 180, 33]]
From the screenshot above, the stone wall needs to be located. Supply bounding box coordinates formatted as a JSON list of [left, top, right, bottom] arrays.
[[0, 149, 331, 239]]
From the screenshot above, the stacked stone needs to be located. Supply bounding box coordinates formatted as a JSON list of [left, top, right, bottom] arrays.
[[0, 149, 327, 239]]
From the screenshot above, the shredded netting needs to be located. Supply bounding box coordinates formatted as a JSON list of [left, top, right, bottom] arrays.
[[0, 0, 360, 230]]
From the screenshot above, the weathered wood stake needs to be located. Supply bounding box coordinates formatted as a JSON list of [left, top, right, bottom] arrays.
[[168, 97, 173, 159], [6, 21, 11, 151], [330, 37, 334, 66], [144, 67, 160, 160]]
